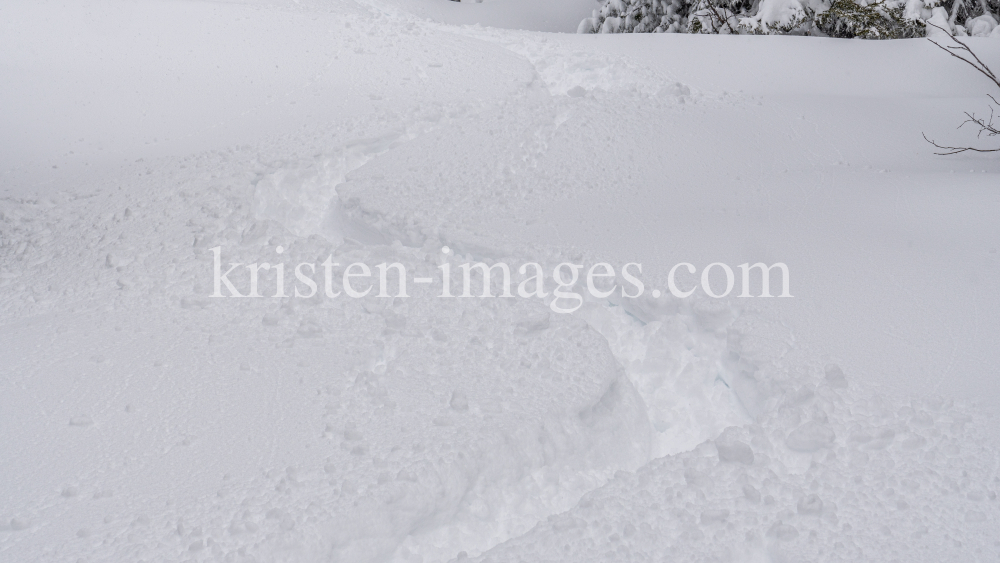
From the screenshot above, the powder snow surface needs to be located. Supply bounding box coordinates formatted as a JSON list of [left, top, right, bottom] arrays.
[[1, 1, 999, 562]]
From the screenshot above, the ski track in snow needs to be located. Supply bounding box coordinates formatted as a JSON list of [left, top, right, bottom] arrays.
[[2, 1, 999, 562]]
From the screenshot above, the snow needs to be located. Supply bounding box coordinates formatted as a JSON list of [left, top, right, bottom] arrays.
[[743, 0, 811, 32], [2, 0, 999, 562], [967, 14, 999, 37], [384, 0, 602, 32], [927, 6, 954, 36]]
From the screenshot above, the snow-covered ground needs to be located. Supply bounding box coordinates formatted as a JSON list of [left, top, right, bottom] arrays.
[[2, 0, 999, 561]]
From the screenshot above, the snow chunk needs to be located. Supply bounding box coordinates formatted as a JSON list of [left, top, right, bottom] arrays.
[[767, 521, 799, 541], [68, 415, 93, 427], [796, 493, 824, 515], [449, 390, 469, 412], [785, 421, 835, 452], [714, 427, 755, 465], [825, 364, 848, 389]]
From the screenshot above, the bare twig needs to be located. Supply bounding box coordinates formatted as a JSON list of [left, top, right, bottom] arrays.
[[923, 23, 1000, 155], [965, 106, 999, 138], [923, 133, 1000, 154], [924, 106, 1000, 154], [926, 23, 1000, 88]]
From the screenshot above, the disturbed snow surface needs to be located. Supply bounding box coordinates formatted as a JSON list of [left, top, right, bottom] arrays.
[[2, 0, 1000, 562]]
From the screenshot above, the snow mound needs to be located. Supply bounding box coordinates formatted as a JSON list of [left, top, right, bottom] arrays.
[[0, 150, 652, 562], [471, 373, 1000, 562]]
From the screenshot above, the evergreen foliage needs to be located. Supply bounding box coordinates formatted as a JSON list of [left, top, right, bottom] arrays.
[[814, 0, 925, 38], [579, 0, 1000, 37]]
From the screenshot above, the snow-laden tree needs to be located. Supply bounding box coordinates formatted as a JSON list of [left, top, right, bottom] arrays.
[[578, 0, 1000, 37], [575, 0, 691, 33]]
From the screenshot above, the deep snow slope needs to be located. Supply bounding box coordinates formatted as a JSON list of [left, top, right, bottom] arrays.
[[335, 28, 1000, 412], [2, 0, 999, 562], [383, 0, 602, 32]]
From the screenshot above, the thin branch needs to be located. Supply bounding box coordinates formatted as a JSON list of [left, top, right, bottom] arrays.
[[923, 22, 1000, 155], [926, 23, 1000, 88], [923, 133, 1000, 154], [960, 107, 999, 138]]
